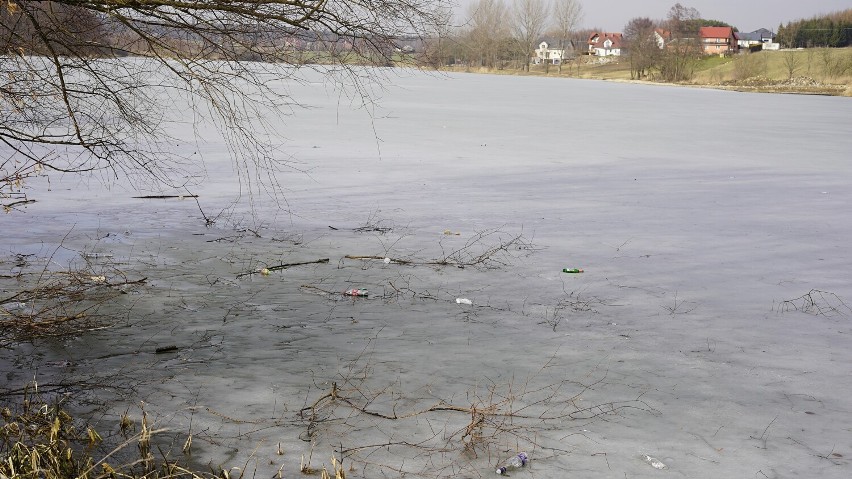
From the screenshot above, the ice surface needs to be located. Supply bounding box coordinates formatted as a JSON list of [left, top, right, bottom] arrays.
[[2, 68, 852, 478]]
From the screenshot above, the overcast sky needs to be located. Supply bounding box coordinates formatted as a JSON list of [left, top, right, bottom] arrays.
[[455, 0, 850, 33]]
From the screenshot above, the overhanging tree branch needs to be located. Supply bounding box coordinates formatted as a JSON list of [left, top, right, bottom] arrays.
[[1, 0, 451, 207]]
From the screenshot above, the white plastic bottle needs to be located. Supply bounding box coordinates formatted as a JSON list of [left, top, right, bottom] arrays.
[[496, 452, 528, 475]]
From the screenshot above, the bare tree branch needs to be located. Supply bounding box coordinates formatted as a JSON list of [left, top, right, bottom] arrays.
[[1, 0, 452, 207]]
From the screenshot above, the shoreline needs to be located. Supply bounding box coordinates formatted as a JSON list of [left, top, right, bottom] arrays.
[[434, 65, 852, 97], [603, 77, 850, 96]]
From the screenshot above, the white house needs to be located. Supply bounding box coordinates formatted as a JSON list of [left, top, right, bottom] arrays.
[[587, 32, 623, 56], [533, 41, 572, 65], [654, 28, 672, 49], [737, 28, 779, 51]]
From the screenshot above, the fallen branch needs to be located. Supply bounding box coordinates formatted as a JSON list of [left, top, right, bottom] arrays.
[[300, 382, 472, 422], [300, 284, 337, 296], [777, 289, 851, 317], [344, 228, 537, 270], [298, 359, 660, 472], [132, 194, 198, 199], [1, 268, 148, 346], [344, 255, 413, 265], [2, 199, 37, 210], [236, 258, 329, 278], [342, 254, 487, 269]]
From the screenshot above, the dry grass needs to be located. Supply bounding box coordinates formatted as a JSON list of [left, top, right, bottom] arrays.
[[0, 383, 212, 479], [692, 48, 852, 94], [446, 48, 852, 96]]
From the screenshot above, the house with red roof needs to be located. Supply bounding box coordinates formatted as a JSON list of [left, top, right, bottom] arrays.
[[654, 28, 672, 49], [588, 32, 623, 56], [699, 26, 738, 55]]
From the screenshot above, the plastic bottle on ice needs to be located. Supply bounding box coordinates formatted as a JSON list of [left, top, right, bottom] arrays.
[[642, 454, 667, 469], [496, 452, 528, 475]]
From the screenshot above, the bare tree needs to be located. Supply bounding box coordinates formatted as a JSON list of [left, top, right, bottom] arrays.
[[782, 49, 802, 79], [657, 37, 702, 82], [819, 47, 848, 80], [422, 7, 459, 69], [511, 0, 550, 71], [657, 2, 702, 82], [464, 0, 510, 69], [552, 0, 583, 73], [1, 0, 451, 209], [623, 17, 658, 79], [806, 41, 816, 75], [666, 2, 701, 37]]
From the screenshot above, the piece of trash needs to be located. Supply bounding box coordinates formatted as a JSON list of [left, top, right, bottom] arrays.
[[344, 289, 369, 297], [260, 268, 271, 275], [90, 275, 107, 283], [496, 452, 528, 475], [47, 360, 73, 367], [562, 268, 584, 273], [82, 253, 114, 258], [4, 302, 27, 311], [443, 230, 461, 236], [642, 454, 667, 470], [383, 257, 391, 264], [456, 298, 473, 305]]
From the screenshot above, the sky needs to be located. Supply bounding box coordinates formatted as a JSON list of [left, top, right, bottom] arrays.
[[454, 0, 851, 33]]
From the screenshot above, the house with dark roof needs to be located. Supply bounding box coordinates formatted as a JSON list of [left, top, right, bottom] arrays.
[[699, 26, 738, 55], [736, 28, 779, 50], [588, 32, 623, 56]]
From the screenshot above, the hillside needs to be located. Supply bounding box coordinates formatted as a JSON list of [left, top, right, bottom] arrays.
[[447, 49, 852, 96]]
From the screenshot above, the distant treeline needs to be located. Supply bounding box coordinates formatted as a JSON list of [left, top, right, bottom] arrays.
[[0, 2, 419, 64], [777, 9, 852, 48]]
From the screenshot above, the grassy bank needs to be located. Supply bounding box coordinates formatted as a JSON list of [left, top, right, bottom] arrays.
[[443, 48, 852, 96]]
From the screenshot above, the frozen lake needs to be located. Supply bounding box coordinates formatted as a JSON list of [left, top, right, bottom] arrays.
[[3, 68, 852, 478]]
